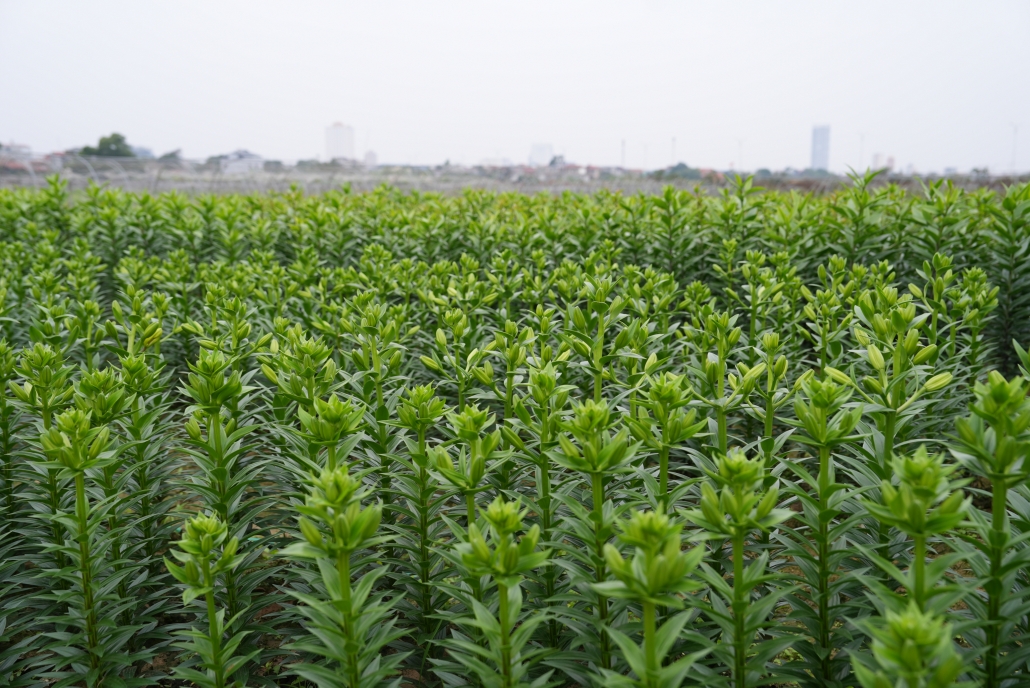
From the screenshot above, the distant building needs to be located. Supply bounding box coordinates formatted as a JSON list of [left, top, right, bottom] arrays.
[[529, 144, 553, 167], [0, 142, 31, 158], [811, 126, 830, 171], [132, 146, 154, 159], [872, 153, 894, 171], [363, 151, 378, 168], [220, 150, 263, 174], [326, 123, 355, 161], [0, 143, 33, 170]]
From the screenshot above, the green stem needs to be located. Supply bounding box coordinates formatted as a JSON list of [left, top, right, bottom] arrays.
[[643, 601, 657, 688], [591, 472, 610, 670], [541, 467, 558, 647], [418, 475, 433, 635], [539, 464, 552, 538], [504, 371, 515, 428], [538, 413, 559, 647], [85, 322, 95, 371], [817, 444, 832, 681], [337, 551, 359, 688], [716, 407, 728, 455], [42, 408, 67, 571], [763, 389, 775, 466], [628, 363, 638, 418], [74, 473, 101, 671], [912, 534, 926, 611], [465, 491, 477, 529], [594, 317, 605, 404], [204, 570, 224, 688], [748, 300, 759, 365], [986, 481, 1007, 688], [498, 581, 512, 688], [658, 445, 670, 510], [455, 348, 465, 411], [415, 429, 435, 636], [878, 412, 897, 564], [881, 412, 896, 477], [210, 415, 227, 521], [732, 533, 747, 688], [465, 491, 481, 600]]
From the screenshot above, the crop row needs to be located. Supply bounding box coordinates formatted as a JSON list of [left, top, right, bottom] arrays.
[[0, 177, 1028, 688]]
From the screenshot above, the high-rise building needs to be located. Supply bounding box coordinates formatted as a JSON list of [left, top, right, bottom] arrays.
[[811, 126, 830, 171], [529, 143, 553, 167], [326, 123, 355, 161]]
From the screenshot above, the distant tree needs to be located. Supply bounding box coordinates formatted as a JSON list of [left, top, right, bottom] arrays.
[[80, 133, 135, 157], [651, 163, 701, 180], [158, 149, 182, 161]]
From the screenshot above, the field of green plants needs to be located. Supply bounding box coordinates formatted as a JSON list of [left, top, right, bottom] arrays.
[[1, 174, 1030, 688]]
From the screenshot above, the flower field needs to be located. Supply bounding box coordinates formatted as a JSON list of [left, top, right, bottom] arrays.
[[1, 174, 1030, 688]]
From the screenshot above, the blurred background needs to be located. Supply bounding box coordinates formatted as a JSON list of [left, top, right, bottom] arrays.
[[1, 0, 1028, 192]]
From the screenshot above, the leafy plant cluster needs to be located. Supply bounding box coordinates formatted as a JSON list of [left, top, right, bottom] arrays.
[[0, 176, 1028, 688]]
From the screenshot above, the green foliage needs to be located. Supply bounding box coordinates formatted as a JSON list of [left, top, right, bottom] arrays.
[[165, 513, 254, 688], [281, 466, 406, 688], [0, 179, 1028, 687], [80, 133, 135, 158], [851, 603, 969, 688]]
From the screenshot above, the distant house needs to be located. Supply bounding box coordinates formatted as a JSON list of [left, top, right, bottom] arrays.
[[220, 150, 263, 174], [0, 143, 35, 171]]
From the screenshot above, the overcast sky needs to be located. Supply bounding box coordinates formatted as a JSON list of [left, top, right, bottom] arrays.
[[2, 0, 1028, 172]]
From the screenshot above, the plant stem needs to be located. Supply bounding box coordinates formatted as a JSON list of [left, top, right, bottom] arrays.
[[538, 414, 559, 647], [878, 412, 896, 564], [881, 413, 896, 478], [415, 428, 435, 636], [985, 481, 1008, 688], [658, 445, 670, 510], [817, 444, 831, 682], [591, 472, 610, 670], [74, 472, 100, 672], [732, 533, 747, 688], [498, 581, 512, 688], [465, 491, 477, 529], [204, 570, 224, 688], [504, 371, 515, 428], [716, 406, 728, 455], [465, 491, 481, 601], [643, 600, 657, 688], [912, 534, 926, 611], [337, 551, 359, 688]]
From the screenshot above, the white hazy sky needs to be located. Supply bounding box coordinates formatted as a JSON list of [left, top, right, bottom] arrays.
[[2, 0, 1028, 172]]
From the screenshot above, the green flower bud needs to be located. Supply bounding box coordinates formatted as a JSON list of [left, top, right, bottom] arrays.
[[867, 344, 886, 371], [923, 372, 952, 392]]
